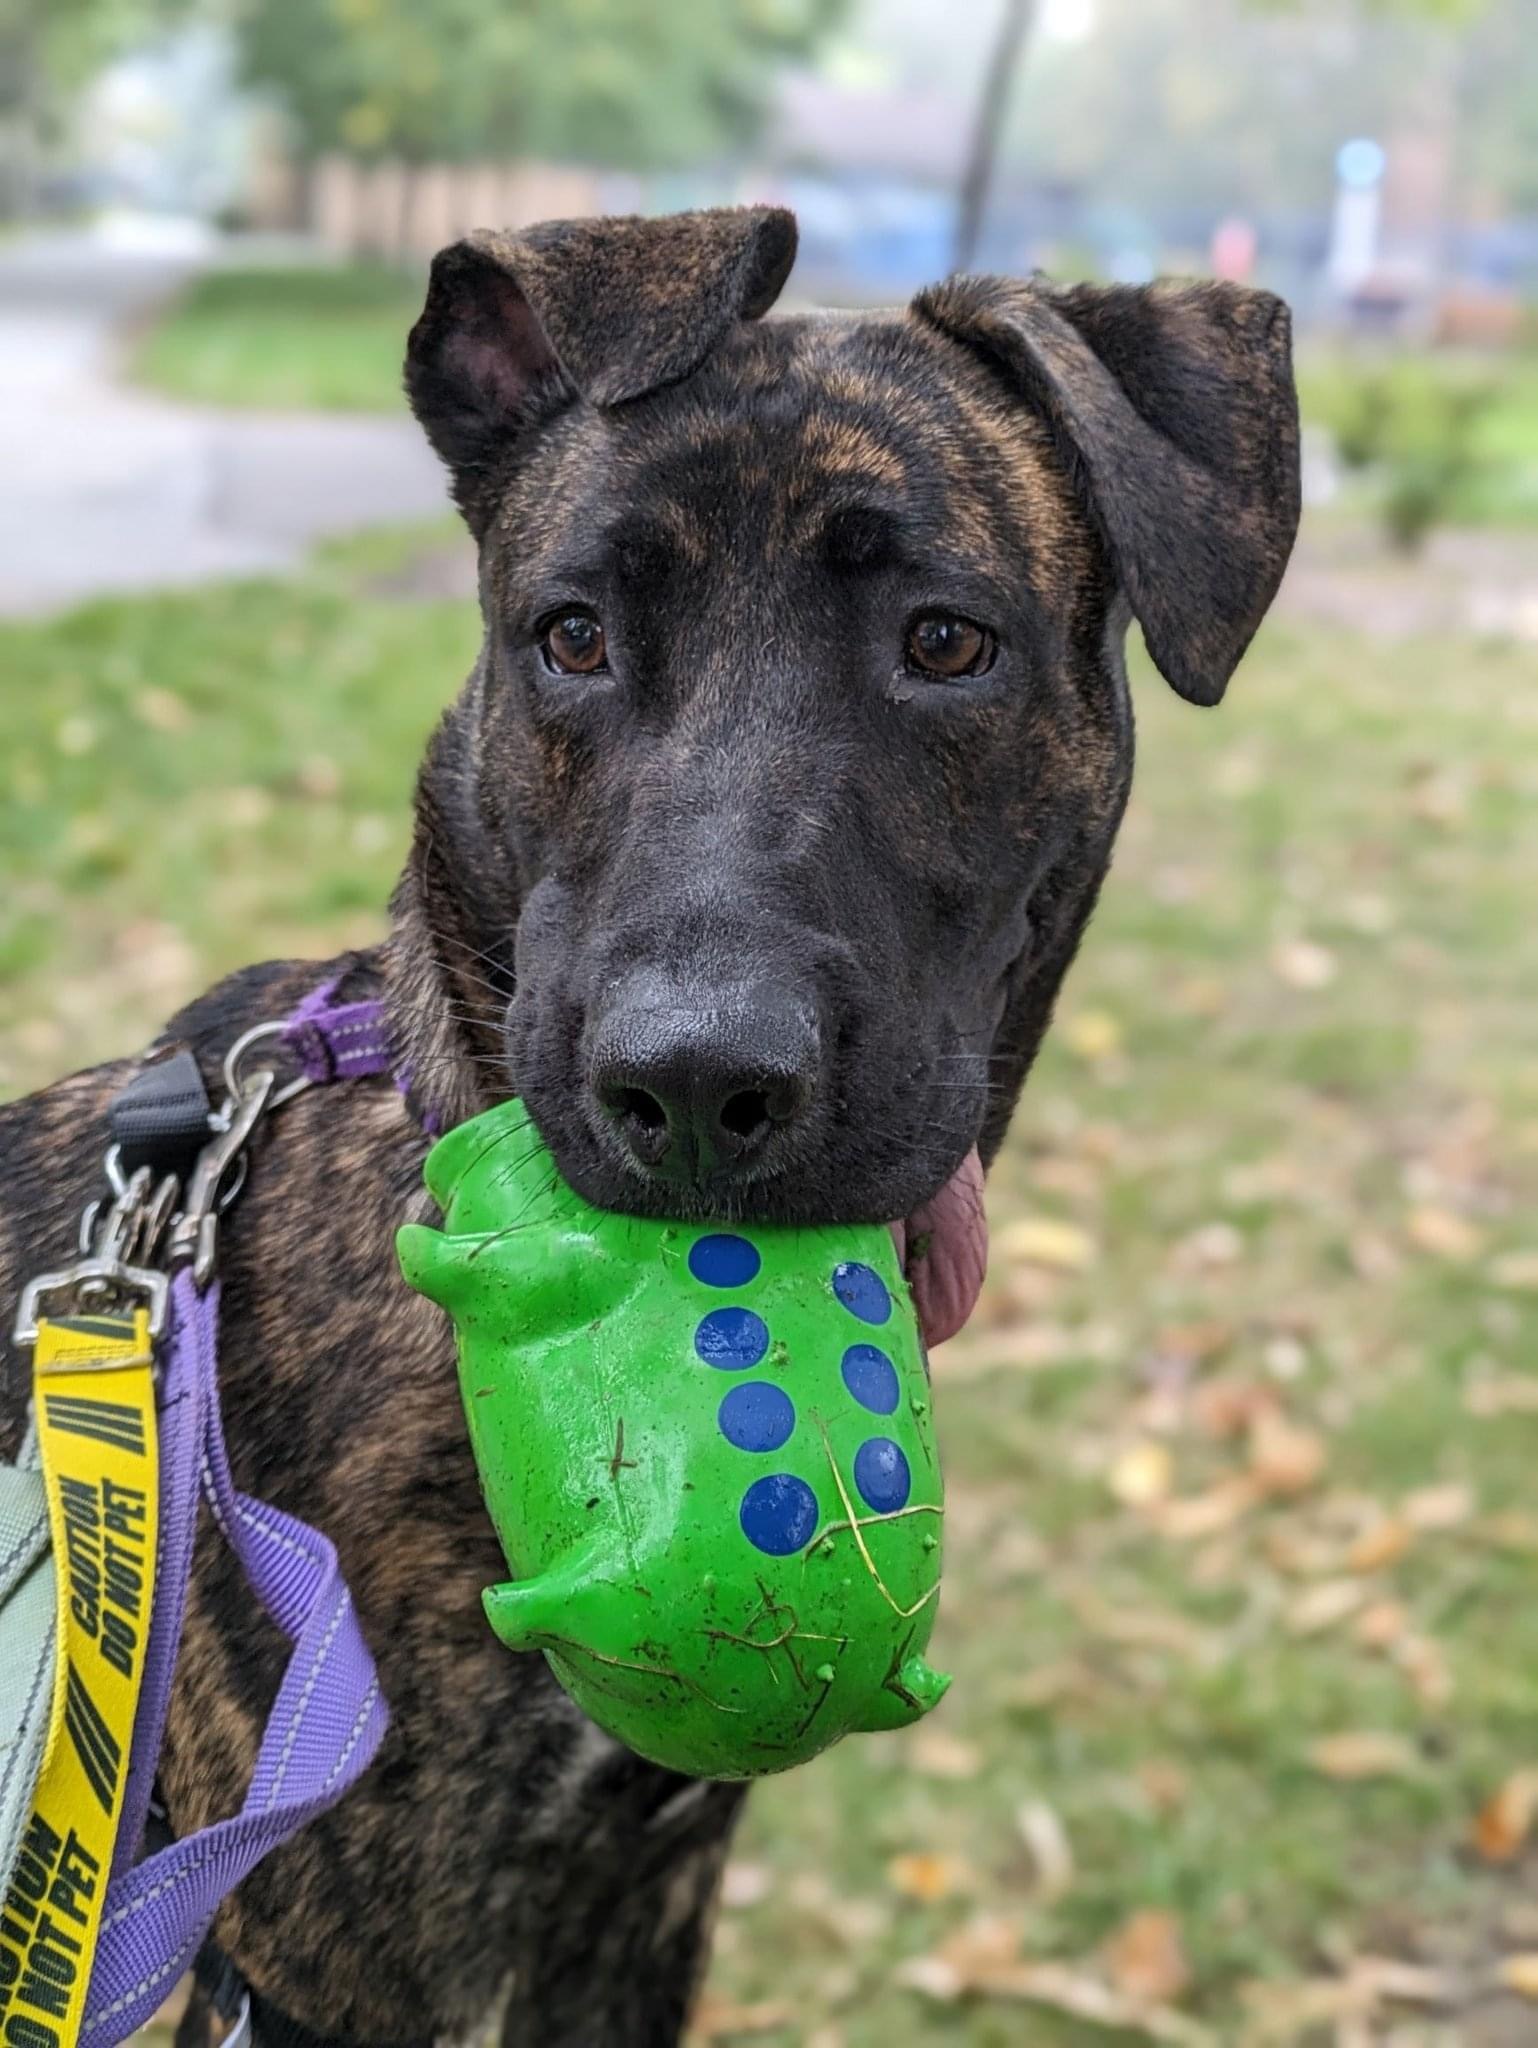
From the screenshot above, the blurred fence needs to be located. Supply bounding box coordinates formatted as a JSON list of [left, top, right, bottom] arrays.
[[303, 157, 607, 261]]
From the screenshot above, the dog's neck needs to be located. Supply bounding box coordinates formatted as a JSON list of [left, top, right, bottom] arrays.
[[384, 786, 515, 1133]]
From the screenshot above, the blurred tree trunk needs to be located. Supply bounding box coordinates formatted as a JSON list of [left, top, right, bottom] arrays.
[[953, 0, 1036, 273]]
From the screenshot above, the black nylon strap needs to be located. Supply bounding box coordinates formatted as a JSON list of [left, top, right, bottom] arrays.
[[192, 1941, 429, 2048], [249, 1986, 431, 2048], [107, 1044, 214, 1180]]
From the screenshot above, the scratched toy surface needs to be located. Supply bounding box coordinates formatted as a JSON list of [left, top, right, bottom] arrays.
[[397, 1098, 949, 1779]]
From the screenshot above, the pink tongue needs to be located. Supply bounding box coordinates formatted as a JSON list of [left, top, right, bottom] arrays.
[[890, 1147, 987, 1350]]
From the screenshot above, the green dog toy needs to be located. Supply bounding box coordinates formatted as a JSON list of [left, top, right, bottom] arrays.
[[397, 1098, 949, 1779]]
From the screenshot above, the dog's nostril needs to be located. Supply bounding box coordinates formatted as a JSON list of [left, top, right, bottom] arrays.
[[600, 1084, 672, 1168], [719, 1088, 772, 1141], [606, 1084, 667, 1135]]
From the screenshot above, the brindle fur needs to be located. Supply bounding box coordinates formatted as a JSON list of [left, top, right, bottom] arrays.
[[0, 207, 1299, 2045]]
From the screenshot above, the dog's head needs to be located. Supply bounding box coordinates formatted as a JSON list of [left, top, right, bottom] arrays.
[[391, 206, 1298, 1331]]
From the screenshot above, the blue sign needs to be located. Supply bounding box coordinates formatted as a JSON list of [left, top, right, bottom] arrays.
[[1337, 138, 1386, 191]]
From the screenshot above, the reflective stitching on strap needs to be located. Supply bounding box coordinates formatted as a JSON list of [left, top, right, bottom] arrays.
[[81, 1931, 201, 2033], [267, 1591, 351, 1807], [326, 1677, 382, 1790]]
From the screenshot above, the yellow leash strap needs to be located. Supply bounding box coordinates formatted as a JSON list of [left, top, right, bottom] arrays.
[[0, 1310, 159, 2046]]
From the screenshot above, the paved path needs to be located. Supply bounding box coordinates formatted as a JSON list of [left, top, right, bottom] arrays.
[[0, 230, 450, 618]]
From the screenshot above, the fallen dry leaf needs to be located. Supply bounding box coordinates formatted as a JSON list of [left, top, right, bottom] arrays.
[[1394, 1632, 1453, 1708], [1156, 1475, 1261, 1540], [1271, 937, 1337, 989], [1353, 1600, 1410, 1651], [134, 685, 191, 733], [886, 1852, 975, 1903], [893, 1913, 1024, 2002], [1016, 1798, 1075, 1902], [1465, 1377, 1538, 1419], [937, 1911, 1027, 1983], [1351, 1955, 1461, 2008], [1472, 1770, 1538, 1864], [1109, 1441, 1175, 1507], [1266, 1521, 1348, 1577], [1172, 1221, 1244, 1272], [1075, 1598, 1211, 1660], [1239, 1956, 1459, 2042], [957, 1960, 1213, 2044], [1498, 1954, 1538, 2000], [1406, 1204, 1485, 1262], [910, 1728, 982, 1780], [1249, 1411, 1328, 1498], [1308, 1731, 1421, 1782], [997, 1216, 1096, 1272], [720, 1862, 772, 1910], [814, 1894, 891, 1949], [1190, 1378, 1275, 1440], [1136, 1760, 1191, 1815], [893, 1953, 963, 2002], [1063, 1009, 1124, 1061], [997, 1660, 1098, 1711], [1239, 1974, 1371, 2040], [1103, 1909, 1191, 2005], [1171, 973, 1228, 1018], [941, 1320, 1077, 1378], [1402, 1483, 1474, 1532], [898, 1947, 1213, 2044], [1155, 1321, 1236, 1369], [1349, 1230, 1403, 1281], [1501, 1903, 1538, 1946], [687, 1997, 795, 2040], [1407, 765, 1467, 827], [1287, 1577, 1370, 1637], [1347, 1518, 1413, 1574]]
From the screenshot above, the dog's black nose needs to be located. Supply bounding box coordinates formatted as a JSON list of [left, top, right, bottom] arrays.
[[588, 973, 818, 1187]]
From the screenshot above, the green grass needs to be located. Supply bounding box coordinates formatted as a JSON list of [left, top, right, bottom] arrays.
[[8, 535, 1538, 2044], [0, 525, 474, 1088], [131, 264, 424, 413]]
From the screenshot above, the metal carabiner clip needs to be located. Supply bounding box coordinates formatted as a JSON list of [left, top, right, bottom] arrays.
[[166, 1068, 276, 1286], [13, 1163, 179, 1350]]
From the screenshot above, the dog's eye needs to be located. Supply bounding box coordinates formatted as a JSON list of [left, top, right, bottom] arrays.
[[540, 611, 608, 676], [904, 614, 996, 680]]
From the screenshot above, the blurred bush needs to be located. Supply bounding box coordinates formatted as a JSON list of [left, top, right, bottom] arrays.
[[1309, 357, 1505, 553]]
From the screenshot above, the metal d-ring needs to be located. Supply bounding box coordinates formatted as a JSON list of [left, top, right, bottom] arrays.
[[223, 1020, 315, 1111]]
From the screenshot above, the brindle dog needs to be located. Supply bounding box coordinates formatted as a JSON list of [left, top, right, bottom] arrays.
[[0, 207, 1300, 2046]]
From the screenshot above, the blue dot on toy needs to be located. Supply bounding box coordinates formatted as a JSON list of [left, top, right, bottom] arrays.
[[854, 1437, 911, 1514], [832, 1260, 891, 1326], [695, 1306, 770, 1371], [719, 1382, 796, 1454], [688, 1233, 762, 1289], [841, 1343, 900, 1415], [740, 1473, 820, 1556]]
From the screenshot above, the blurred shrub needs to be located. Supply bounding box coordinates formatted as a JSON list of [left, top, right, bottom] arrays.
[[1307, 356, 1501, 553], [1379, 385, 1493, 553]]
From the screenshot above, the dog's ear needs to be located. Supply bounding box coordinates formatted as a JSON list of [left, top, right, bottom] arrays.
[[914, 275, 1300, 705], [405, 205, 797, 528]]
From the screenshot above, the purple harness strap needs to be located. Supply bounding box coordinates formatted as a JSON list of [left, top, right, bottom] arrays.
[[84, 987, 396, 2041], [284, 980, 397, 1086]]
